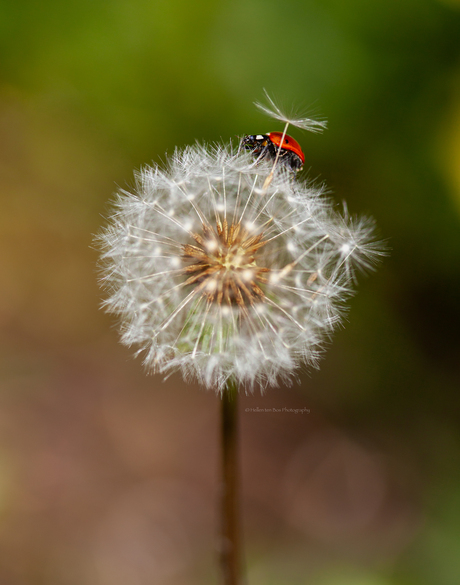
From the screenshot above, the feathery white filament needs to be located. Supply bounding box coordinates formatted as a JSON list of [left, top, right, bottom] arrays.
[[255, 89, 327, 133]]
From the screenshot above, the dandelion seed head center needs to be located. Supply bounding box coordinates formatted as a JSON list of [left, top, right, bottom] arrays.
[[181, 220, 269, 307]]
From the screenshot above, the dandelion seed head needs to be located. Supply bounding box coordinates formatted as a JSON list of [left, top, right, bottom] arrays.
[[98, 143, 383, 392]]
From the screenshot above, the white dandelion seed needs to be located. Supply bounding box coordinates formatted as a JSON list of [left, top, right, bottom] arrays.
[[255, 88, 327, 133], [97, 143, 383, 393], [250, 90, 327, 189]]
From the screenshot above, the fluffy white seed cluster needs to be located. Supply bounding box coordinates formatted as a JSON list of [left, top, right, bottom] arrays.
[[98, 142, 381, 392]]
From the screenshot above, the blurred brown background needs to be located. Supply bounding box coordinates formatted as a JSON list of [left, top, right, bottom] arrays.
[[1, 0, 460, 583]]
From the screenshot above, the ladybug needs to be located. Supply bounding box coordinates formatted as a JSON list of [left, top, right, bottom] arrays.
[[240, 131, 305, 172]]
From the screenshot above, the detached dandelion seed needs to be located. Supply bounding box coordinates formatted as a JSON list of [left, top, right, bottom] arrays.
[[96, 94, 385, 585], [255, 88, 328, 132]]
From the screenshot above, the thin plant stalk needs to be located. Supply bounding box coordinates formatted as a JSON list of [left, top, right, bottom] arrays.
[[220, 380, 240, 585]]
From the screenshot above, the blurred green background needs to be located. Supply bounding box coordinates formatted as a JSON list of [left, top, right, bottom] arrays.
[[1, 0, 460, 583]]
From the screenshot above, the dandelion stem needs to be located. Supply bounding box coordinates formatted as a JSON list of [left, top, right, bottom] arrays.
[[220, 379, 241, 585]]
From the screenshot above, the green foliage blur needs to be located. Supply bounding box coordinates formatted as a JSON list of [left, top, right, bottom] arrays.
[[1, 0, 460, 583]]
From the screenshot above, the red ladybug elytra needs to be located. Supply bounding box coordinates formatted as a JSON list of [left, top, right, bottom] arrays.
[[240, 131, 305, 172]]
